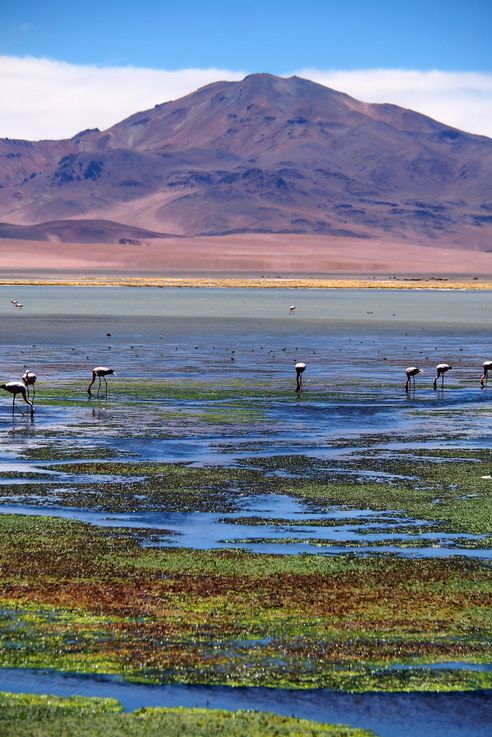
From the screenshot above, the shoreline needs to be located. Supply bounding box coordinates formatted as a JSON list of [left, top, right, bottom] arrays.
[[1, 275, 492, 290]]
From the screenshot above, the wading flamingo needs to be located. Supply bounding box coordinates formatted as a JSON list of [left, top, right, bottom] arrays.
[[405, 366, 421, 392], [433, 363, 452, 390], [480, 361, 492, 388], [0, 381, 34, 416], [22, 370, 37, 398], [295, 362, 306, 392], [87, 367, 115, 396]]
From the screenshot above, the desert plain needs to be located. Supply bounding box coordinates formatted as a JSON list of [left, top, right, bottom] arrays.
[[2, 233, 492, 289]]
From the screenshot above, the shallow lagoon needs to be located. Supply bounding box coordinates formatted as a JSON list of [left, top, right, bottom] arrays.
[[1, 669, 491, 737], [1, 286, 492, 735]]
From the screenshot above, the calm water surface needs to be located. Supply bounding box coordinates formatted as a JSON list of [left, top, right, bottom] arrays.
[[0, 668, 491, 737]]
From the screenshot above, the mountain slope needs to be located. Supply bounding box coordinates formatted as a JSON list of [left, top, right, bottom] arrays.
[[0, 73, 491, 246]]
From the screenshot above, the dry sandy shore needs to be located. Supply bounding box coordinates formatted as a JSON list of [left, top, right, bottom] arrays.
[[1, 275, 492, 290], [1, 233, 492, 288]]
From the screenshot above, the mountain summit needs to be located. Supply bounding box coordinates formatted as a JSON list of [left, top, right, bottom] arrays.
[[1, 73, 491, 246]]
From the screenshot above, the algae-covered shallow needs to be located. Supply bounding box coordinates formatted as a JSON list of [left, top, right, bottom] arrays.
[[1, 680, 492, 737], [1, 448, 492, 555], [0, 514, 490, 692], [1, 287, 492, 727], [0, 691, 375, 737]]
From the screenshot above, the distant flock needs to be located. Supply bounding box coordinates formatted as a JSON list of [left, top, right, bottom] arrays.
[[1, 361, 491, 417]]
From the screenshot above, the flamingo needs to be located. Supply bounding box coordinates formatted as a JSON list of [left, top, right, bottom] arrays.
[[405, 366, 421, 392], [0, 381, 34, 416], [433, 363, 452, 390], [87, 366, 115, 396], [480, 361, 492, 388], [289, 305, 296, 314], [295, 362, 306, 392], [22, 370, 37, 398]]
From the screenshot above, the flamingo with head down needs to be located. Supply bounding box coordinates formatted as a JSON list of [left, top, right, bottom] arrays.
[[405, 366, 421, 392], [295, 362, 306, 392], [433, 363, 452, 390], [87, 367, 115, 397], [480, 361, 492, 388]]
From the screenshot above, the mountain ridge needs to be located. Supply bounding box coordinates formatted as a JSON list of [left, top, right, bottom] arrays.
[[0, 73, 491, 247]]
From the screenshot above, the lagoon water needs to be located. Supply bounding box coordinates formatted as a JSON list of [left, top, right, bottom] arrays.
[[1, 668, 491, 737], [1, 286, 492, 395], [1, 286, 492, 735]]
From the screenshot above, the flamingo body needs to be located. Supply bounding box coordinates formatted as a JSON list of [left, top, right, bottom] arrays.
[[480, 361, 492, 388], [433, 363, 452, 390], [0, 381, 34, 415], [295, 362, 306, 392], [22, 370, 37, 398], [88, 366, 115, 396], [405, 366, 421, 392]]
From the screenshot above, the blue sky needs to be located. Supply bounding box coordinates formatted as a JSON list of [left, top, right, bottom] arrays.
[[2, 0, 491, 72], [1, 1, 492, 140]]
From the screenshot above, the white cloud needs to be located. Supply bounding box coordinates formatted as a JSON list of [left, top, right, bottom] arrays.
[[1, 56, 492, 140], [295, 68, 492, 138], [0, 56, 246, 140]]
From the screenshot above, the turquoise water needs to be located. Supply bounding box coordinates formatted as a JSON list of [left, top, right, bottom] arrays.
[[2, 285, 492, 324]]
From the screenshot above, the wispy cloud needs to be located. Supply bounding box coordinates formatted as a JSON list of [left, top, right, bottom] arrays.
[[0, 56, 246, 140], [297, 68, 492, 138], [1, 56, 492, 140]]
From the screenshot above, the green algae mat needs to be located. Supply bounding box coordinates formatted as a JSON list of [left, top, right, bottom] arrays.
[[1, 365, 492, 699], [0, 515, 490, 692], [0, 692, 375, 737]]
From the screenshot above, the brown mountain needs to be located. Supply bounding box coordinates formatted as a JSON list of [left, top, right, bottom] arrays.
[[0, 73, 491, 248]]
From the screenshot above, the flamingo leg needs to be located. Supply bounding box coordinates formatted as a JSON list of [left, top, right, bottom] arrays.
[[14, 397, 26, 416], [104, 377, 108, 396], [22, 394, 34, 415]]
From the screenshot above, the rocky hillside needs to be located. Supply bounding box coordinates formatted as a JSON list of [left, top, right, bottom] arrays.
[[0, 73, 491, 246]]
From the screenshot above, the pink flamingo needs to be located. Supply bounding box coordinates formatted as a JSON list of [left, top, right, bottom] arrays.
[[87, 366, 115, 396], [22, 370, 37, 398], [433, 363, 452, 390], [295, 362, 306, 392], [480, 361, 492, 388], [0, 381, 34, 416], [405, 366, 421, 392]]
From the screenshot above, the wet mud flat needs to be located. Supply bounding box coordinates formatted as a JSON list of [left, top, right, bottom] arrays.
[[1, 287, 492, 735]]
